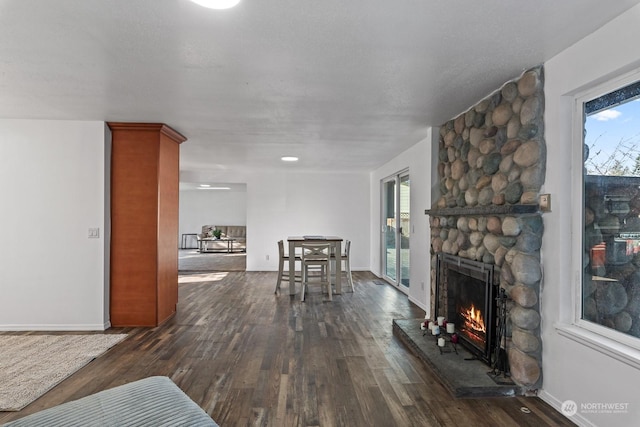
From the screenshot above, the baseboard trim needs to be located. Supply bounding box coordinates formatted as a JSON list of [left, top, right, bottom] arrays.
[[408, 295, 427, 313], [537, 390, 595, 427], [0, 323, 110, 331]]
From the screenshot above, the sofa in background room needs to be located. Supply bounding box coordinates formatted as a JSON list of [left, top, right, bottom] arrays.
[[197, 225, 246, 252]]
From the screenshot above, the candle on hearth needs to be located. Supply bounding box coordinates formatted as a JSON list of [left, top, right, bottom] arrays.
[[420, 322, 426, 330], [438, 337, 445, 347], [432, 325, 440, 335], [446, 323, 455, 334], [437, 316, 445, 326], [450, 333, 458, 344]]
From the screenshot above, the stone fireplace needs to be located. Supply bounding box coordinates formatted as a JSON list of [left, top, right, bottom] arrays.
[[426, 66, 546, 392]]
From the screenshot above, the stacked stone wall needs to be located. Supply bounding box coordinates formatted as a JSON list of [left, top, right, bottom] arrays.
[[429, 67, 545, 391]]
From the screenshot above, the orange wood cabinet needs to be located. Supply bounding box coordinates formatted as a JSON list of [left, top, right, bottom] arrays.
[[108, 123, 186, 327]]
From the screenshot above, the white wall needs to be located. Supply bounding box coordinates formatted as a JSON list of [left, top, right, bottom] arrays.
[[0, 119, 109, 330], [245, 171, 370, 272], [541, 5, 640, 426], [370, 132, 435, 313], [179, 187, 247, 242]]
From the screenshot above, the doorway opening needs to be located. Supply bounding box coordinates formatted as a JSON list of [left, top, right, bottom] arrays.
[[178, 182, 247, 273]]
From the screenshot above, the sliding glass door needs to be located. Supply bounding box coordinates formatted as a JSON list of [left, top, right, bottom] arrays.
[[382, 171, 410, 290], [399, 173, 410, 287], [383, 179, 397, 282]]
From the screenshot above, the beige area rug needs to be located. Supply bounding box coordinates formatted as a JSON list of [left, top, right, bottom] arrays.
[[179, 249, 246, 272], [0, 334, 127, 411]]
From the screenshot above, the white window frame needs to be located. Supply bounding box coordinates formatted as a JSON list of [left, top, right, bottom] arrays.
[[564, 67, 640, 367]]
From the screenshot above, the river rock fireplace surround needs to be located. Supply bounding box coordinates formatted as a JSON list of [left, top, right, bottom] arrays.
[[425, 66, 546, 393]]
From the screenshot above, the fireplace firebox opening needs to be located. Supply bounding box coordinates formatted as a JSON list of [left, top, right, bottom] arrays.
[[436, 253, 498, 365]]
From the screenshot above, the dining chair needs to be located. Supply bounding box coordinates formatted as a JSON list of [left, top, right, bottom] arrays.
[[301, 242, 332, 302], [331, 239, 354, 292], [275, 240, 301, 294]]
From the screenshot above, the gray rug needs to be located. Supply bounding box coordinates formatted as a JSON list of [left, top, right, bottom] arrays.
[[178, 249, 246, 272], [0, 334, 127, 411]]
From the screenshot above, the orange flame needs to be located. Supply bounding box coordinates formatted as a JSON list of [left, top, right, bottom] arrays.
[[462, 304, 486, 333]]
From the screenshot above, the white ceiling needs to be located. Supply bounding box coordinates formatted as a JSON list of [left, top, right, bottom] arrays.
[[2, 0, 640, 180]]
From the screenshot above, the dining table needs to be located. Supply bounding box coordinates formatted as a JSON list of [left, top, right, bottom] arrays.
[[287, 236, 343, 296]]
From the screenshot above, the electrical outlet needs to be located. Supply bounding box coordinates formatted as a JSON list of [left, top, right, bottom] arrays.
[[266, 254, 269, 261], [88, 228, 100, 238], [539, 194, 551, 212]]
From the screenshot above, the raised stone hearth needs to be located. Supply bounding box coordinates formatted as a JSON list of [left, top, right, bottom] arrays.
[[425, 67, 546, 392], [392, 319, 523, 397]]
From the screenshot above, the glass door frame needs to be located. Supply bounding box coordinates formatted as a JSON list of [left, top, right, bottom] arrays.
[[381, 169, 410, 293]]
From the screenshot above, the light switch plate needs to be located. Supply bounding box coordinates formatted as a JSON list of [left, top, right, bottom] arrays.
[[539, 194, 551, 212]]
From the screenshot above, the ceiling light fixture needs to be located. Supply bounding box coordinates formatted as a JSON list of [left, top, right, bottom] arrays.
[[281, 156, 299, 162], [199, 184, 211, 188], [198, 186, 231, 190], [190, 0, 241, 10]]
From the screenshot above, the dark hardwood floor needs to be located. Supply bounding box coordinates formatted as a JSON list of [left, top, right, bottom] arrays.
[[0, 271, 574, 427]]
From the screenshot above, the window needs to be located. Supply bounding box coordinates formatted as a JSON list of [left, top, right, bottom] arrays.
[[581, 77, 640, 347]]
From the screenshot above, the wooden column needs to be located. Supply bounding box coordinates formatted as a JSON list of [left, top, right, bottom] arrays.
[[108, 123, 186, 327]]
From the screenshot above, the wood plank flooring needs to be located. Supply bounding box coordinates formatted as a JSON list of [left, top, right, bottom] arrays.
[[0, 271, 574, 426]]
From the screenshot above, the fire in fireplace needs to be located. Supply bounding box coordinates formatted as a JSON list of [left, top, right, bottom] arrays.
[[436, 253, 497, 365], [461, 303, 486, 347]]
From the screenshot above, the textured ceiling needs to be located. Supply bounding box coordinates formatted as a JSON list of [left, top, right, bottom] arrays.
[[1, 0, 639, 181]]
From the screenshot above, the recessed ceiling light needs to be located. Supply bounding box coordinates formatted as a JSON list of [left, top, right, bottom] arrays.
[[199, 184, 211, 188], [281, 156, 299, 162], [198, 186, 231, 190], [190, 0, 241, 9]]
